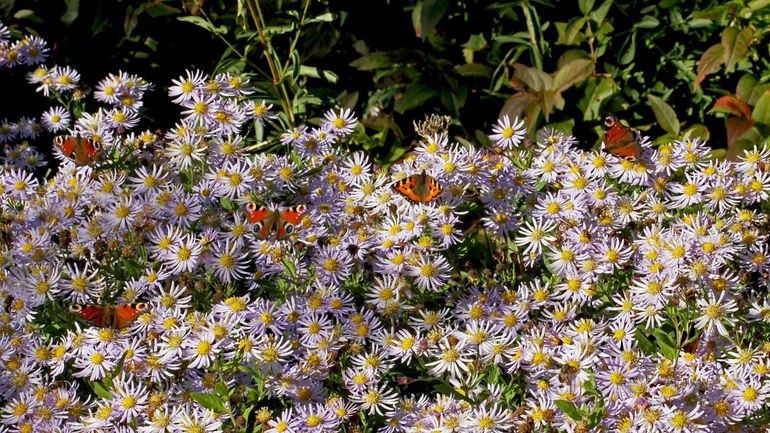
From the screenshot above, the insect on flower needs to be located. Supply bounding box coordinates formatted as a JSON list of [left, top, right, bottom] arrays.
[[603, 113, 643, 159], [245, 203, 307, 240], [54, 134, 101, 165], [392, 171, 443, 203], [68, 303, 149, 328]]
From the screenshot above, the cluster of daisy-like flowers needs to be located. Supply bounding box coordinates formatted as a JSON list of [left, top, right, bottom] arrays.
[[0, 20, 48, 170], [1, 32, 770, 433]]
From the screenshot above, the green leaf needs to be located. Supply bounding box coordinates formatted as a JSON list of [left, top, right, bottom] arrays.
[[618, 32, 636, 65], [394, 83, 438, 114], [412, 0, 450, 38], [298, 66, 339, 83], [14, 9, 36, 19], [215, 382, 230, 398], [177, 16, 227, 35], [553, 58, 594, 93], [349, 52, 393, 71], [61, 0, 79, 25], [736, 74, 757, 102], [462, 34, 488, 63], [748, 84, 770, 107], [220, 198, 236, 211], [693, 43, 724, 91], [634, 15, 659, 29], [556, 17, 586, 46], [749, 0, 770, 11], [306, 12, 335, 24], [191, 392, 227, 413], [554, 400, 585, 421], [647, 94, 680, 135], [682, 124, 710, 142], [752, 90, 770, 127], [589, 0, 613, 23], [92, 381, 112, 399], [282, 257, 297, 279], [144, 3, 181, 17], [579, 77, 615, 121], [578, 0, 595, 15], [454, 63, 492, 78], [635, 328, 655, 354], [722, 27, 753, 73], [652, 329, 678, 361]]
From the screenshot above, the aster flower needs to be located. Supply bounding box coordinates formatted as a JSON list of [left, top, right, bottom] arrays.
[[515, 217, 557, 257], [694, 291, 738, 337], [169, 69, 207, 103], [350, 384, 399, 416], [322, 108, 357, 136], [51, 65, 81, 92], [489, 115, 526, 150], [405, 253, 451, 291], [205, 239, 248, 283], [41, 106, 70, 132], [163, 233, 202, 275], [425, 338, 472, 379], [72, 346, 115, 381], [171, 407, 222, 433], [314, 246, 354, 286]]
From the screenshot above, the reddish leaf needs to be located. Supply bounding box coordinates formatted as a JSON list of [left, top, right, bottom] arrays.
[[709, 95, 752, 118], [514, 63, 552, 92], [500, 92, 538, 121], [726, 117, 754, 149], [721, 27, 753, 73], [693, 43, 724, 92]]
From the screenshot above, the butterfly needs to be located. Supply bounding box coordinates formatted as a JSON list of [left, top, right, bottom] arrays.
[[245, 203, 307, 240], [69, 303, 148, 328], [603, 113, 643, 159], [392, 171, 442, 203], [53, 135, 102, 165]]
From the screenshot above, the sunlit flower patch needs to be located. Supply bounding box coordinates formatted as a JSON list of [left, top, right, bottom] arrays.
[[1, 20, 770, 433]]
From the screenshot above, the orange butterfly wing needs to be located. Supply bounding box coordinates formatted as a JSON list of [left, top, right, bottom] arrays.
[[112, 303, 147, 328], [423, 176, 442, 202], [246, 204, 306, 240], [275, 205, 307, 239], [55, 135, 101, 165], [603, 114, 642, 159], [54, 136, 76, 157], [393, 173, 442, 203], [245, 204, 273, 239], [70, 304, 106, 327]]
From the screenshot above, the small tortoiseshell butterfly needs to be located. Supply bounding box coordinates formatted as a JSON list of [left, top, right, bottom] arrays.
[[54, 135, 102, 166], [245, 203, 307, 240], [392, 171, 442, 203], [603, 113, 642, 159], [69, 303, 148, 328]]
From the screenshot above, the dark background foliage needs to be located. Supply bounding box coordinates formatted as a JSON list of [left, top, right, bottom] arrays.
[[3, 0, 770, 162]]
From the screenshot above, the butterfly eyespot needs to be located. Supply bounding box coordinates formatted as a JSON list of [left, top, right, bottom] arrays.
[[246, 203, 256, 212], [134, 303, 148, 312], [69, 304, 83, 312], [284, 223, 295, 234], [295, 205, 307, 213]]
